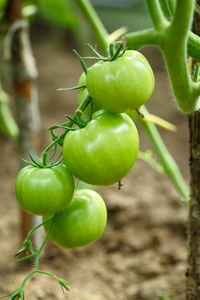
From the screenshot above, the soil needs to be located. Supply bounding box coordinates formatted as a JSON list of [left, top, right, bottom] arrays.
[[0, 36, 190, 300]]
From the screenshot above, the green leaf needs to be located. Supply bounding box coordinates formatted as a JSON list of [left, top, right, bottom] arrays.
[[15, 239, 35, 259], [58, 279, 71, 293], [0, 0, 7, 16], [18, 156, 37, 168], [65, 115, 85, 128], [49, 144, 58, 161], [75, 110, 86, 125], [57, 84, 86, 92], [1, 288, 21, 299], [73, 50, 88, 75], [31, 148, 42, 164]]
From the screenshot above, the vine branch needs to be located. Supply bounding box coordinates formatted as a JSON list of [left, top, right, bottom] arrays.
[[126, 0, 200, 114], [146, 0, 168, 31]]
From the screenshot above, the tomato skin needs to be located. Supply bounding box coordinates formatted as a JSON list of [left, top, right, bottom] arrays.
[[15, 164, 75, 216], [62, 109, 139, 186], [86, 50, 155, 113], [43, 189, 107, 249], [78, 72, 100, 116], [78, 72, 87, 92]]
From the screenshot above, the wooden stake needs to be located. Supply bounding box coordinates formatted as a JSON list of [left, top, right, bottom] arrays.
[[4, 0, 41, 243]]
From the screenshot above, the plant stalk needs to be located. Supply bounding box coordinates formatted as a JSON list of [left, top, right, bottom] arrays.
[[139, 106, 189, 205], [75, 0, 109, 53], [145, 0, 168, 30]]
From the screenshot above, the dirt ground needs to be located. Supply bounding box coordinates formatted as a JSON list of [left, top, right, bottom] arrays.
[[0, 34, 190, 300]]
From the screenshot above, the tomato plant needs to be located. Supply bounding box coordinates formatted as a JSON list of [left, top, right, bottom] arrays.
[[4, 0, 200, 298], [86, 50, 155, 113], [15, 164, 75, 215], [62, 109, 139, 186], [43, 189, 107, 249]]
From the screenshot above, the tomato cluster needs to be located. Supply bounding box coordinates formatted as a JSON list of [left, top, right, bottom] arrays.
[[15, 48, 154, 249]]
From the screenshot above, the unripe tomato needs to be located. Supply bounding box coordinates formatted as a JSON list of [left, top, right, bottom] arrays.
[[62, 109, 139, 186], [43, 189, 107, 249], [86, 50, 154, 113], [15, 164, 75, 215]]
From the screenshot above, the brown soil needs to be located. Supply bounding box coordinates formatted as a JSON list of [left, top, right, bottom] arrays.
[[0, 38, 190, 300]]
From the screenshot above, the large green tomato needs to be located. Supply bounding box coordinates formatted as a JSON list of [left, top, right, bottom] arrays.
[[15, 164, 75, 215], [77, 72, 100, 116], [62, 109, 139, 186], [86, 50, 155, 113], [43, 189, 107, 249]]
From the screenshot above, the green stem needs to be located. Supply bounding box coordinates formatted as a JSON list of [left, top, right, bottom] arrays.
[[76, 0, 109, 53], [170, 0, 195, 37], [158, 0, 174, 20], [26, 215, 53, 241], [145, 0, 168, 31], [20, 215, 56, 289], [159, 0, 200, 114], [188, 31, 200, 62], [36, 270, 59, 279], [126, 0, 200, 113], [42, 94, 92, 165], [42, 128, 69, 166], [125, 28, 158, 48], [167, 0, 176, 16], [35, 215, 55, 263], [138, 106, 189, 206], [125, 27, 200, 63]]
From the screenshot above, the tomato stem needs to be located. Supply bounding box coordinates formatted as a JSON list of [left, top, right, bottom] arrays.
[[136, 108, 144, 118], [76, 0, 109, 53], [126, 0, 200, 114], [7, 214, 71, 297], [138, 106, 189, 206], [145, 0, 168, 31], [11, 214, 71, 299], [41, 94, 92, 166]]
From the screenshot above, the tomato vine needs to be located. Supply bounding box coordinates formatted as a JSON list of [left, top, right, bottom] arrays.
[[3, 43, 147, 299], [126, 0, 200, 114]]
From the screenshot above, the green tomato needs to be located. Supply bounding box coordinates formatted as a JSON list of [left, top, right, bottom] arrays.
[[78, 72, 100, 116], [62, 109, 139, 186], [86, 50, 155, 113], [43, 189, 107, 249], [15, 164, 75, 215]]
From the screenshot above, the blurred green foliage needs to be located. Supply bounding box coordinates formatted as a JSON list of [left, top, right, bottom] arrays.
[[0, 0, 7, 18], [0, 0, 152, 32], [0, 0, 78, 29], [32, 0, 78, 29]]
